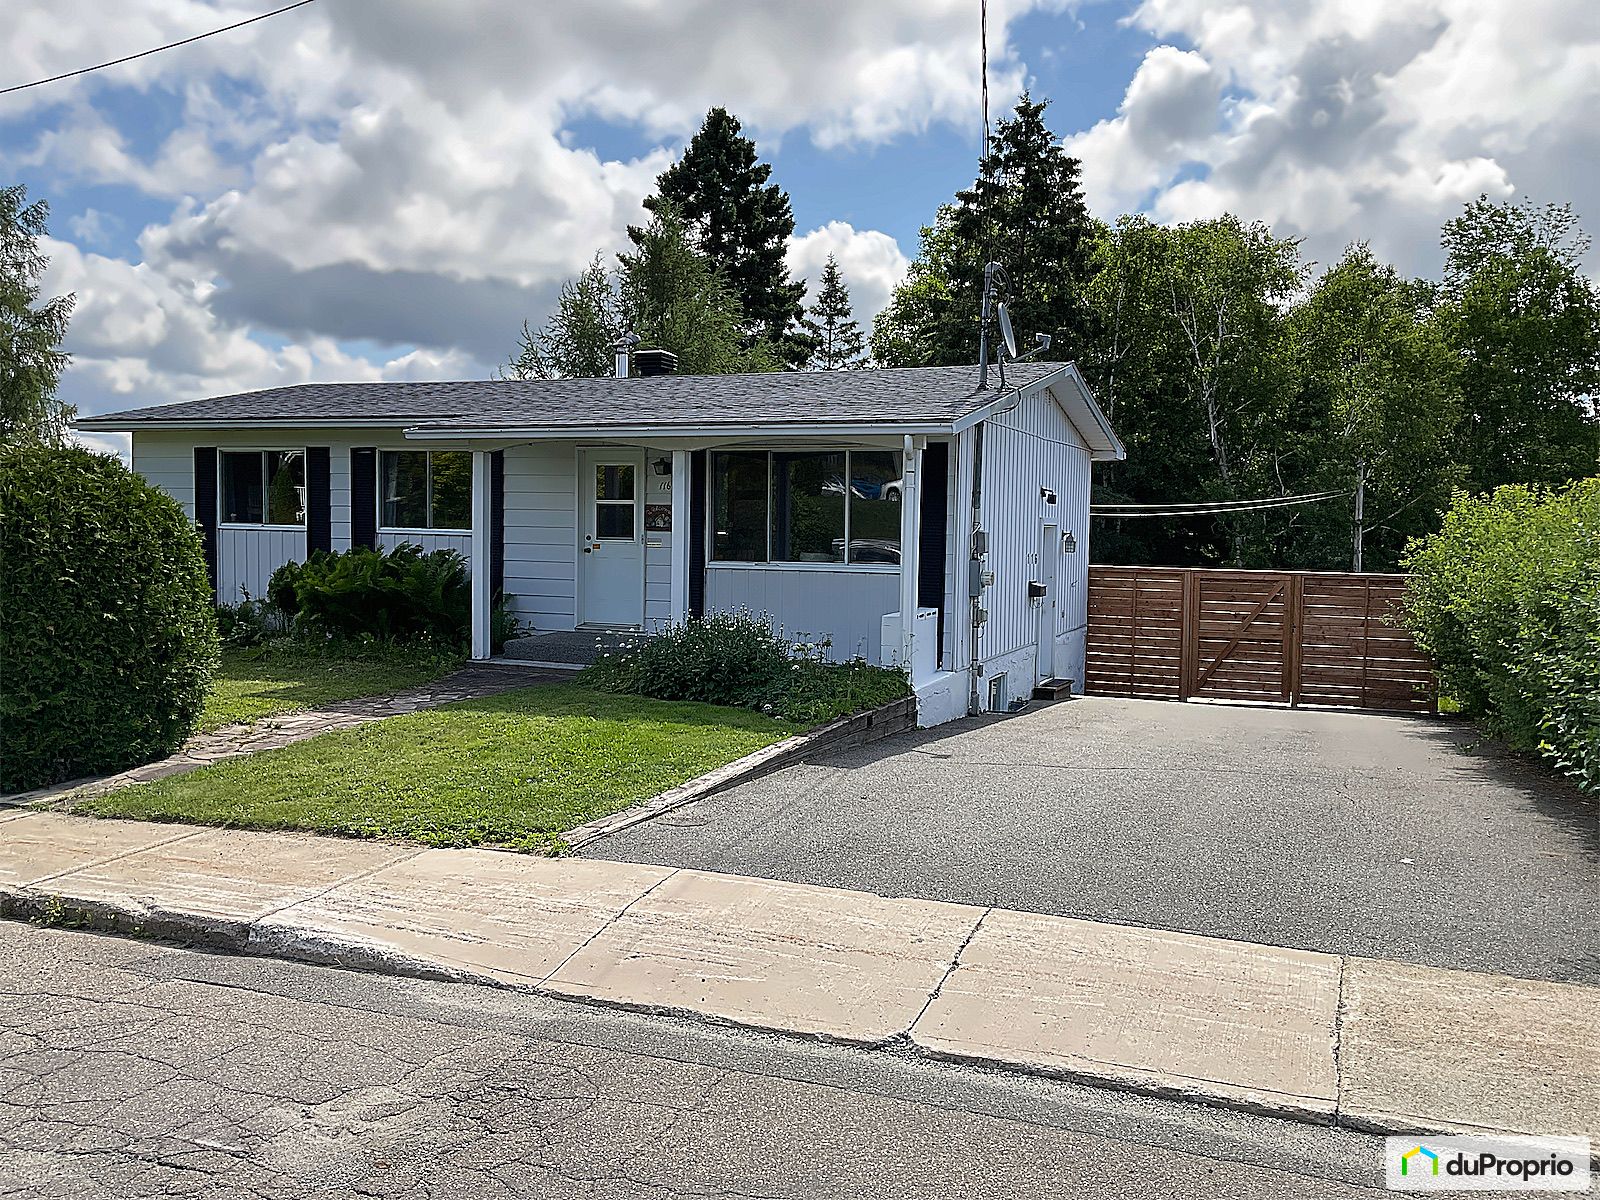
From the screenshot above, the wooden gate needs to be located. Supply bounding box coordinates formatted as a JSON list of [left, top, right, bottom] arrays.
[[1086, 567, 1435, 713]]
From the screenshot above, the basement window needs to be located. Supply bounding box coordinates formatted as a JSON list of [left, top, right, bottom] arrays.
[[709, 450, 901, 565], [379, 450, 472, 532]]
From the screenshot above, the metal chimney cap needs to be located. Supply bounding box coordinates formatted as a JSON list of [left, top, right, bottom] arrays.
[[634, 349, 678, 377]]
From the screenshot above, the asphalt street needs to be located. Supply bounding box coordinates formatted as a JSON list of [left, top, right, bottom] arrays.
[[593, 696, 1600, 983], [0, 920, 1398, 1199]]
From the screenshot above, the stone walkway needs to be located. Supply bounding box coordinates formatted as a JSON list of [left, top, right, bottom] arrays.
[[1, 809, 1596, 1146], [2, 663, 567, 808]]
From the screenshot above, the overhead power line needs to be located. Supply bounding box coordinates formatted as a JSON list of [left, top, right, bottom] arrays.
[[1, 0, 318, 97], [1092, 490, 1350, 518]]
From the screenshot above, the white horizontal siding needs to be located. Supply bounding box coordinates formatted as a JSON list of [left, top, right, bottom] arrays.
[[704, 566, 900, 662], [502, 442, 576, 630], [642, 443, 674, 631]]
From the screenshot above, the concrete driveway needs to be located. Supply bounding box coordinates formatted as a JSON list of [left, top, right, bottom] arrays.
[[591, 697, 1600, 984]]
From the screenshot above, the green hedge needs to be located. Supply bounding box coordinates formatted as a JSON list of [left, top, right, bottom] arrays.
[[0, 445, 218, 792], [270, 543, 469, 646], [581, 609, 910, 726], [1403, 479, 1600, 792]]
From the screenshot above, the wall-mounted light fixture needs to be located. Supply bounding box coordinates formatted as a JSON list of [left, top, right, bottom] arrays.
[[651, 456, 672, 476], [1062, 530, 1077, 554], [1040, 487, 1057, 504]]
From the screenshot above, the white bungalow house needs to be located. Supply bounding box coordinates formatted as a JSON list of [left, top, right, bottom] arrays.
[[79, 355, 1124, 727]]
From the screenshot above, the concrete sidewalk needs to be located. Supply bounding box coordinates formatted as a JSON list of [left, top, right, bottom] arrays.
[[2, 809, 1595, 1146]]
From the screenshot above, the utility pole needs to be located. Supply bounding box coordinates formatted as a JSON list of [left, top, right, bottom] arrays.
[[1352, 460, 1367, 573]]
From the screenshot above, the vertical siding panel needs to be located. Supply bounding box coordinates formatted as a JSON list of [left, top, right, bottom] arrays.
[[976, 384, 1093, 692], [217, 528, 305, 603]]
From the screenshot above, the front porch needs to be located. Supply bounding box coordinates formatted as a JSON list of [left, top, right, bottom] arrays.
[[454, 435, 944, 697]]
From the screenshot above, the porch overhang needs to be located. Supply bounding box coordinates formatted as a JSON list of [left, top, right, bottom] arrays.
[[398, 421, 955, 442]]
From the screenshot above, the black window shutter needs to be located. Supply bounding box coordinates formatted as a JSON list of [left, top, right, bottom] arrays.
[[193, 446, 219, 600], [490, 450, 505, 597], [688, 450, 708, 618], [917, 440, 950, 664], [305, 447, 332, 555], [350, 448, 377, 549]]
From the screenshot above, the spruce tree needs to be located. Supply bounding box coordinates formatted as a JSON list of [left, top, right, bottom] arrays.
[[633, 108, 807, 364], [800, 256, 866, 369], [1, 185, 75, 445], [871, 95, 1096, 368]]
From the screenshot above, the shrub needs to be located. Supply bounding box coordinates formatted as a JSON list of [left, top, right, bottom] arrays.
[[581, 608, 910, 725], [216, 594, 291, 647], [1403, 479, 1600, 792], [0, 445, 218, 791], [270, 543, 470, 646], [491, 593, 522, 653]]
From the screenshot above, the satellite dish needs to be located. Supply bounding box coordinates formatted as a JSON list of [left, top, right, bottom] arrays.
[[996, 302, 1018, 359]]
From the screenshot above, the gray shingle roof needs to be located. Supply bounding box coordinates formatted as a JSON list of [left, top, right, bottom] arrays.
[[78, 362, 1070, 431]]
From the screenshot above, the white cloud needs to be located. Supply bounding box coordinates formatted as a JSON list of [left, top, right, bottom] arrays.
[[786, 222, 911, 334], [65, 207, 119, 248], [7, 0, 1071, 418], [1067, 0, 1600, 274], [1068, 46, 1223, 214], [42, 239, 473, 420]]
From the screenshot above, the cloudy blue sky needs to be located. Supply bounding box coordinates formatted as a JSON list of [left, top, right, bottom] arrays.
[[6, 0, 1599, 455]]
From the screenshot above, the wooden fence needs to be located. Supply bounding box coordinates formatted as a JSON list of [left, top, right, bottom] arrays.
[[1085, 566, 1435, 713]]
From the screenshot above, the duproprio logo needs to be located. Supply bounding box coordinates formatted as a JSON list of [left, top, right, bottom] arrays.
[[1385, 1135, 1590, 1192]]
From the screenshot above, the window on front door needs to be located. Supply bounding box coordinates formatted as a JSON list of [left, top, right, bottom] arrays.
[[594, 464, 636, 539]]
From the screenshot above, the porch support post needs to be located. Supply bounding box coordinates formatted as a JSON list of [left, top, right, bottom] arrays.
[[470, 449, 492, 660], [669, 449, 690, 625], [898, 434, 924, 680]]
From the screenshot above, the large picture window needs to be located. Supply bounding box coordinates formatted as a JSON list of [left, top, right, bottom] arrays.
[[380, 450, 472, 531], [220, 449, 305, 526], [710, 450, 901, 565]]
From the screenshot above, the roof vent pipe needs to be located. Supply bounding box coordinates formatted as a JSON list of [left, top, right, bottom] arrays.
[[613, 331, 640, 379], [634, 349, 678, 377]]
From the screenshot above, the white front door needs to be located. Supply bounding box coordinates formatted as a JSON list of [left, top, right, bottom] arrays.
[[1036, 522, 1059, 683], [579, 451, 645, 627]]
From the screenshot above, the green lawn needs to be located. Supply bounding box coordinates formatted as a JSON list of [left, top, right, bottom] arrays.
[[201, 642, 464, 731], [89, 685, 788, 852]]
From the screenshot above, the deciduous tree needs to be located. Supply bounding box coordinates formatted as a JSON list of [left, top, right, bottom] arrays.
[[1432, 197, 1600, 493]]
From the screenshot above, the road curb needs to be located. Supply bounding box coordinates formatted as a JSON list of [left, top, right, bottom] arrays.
[[562, 695, 917, 850], [0, 888, 1546, 1147], [2, 881, 1590, 1152]]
